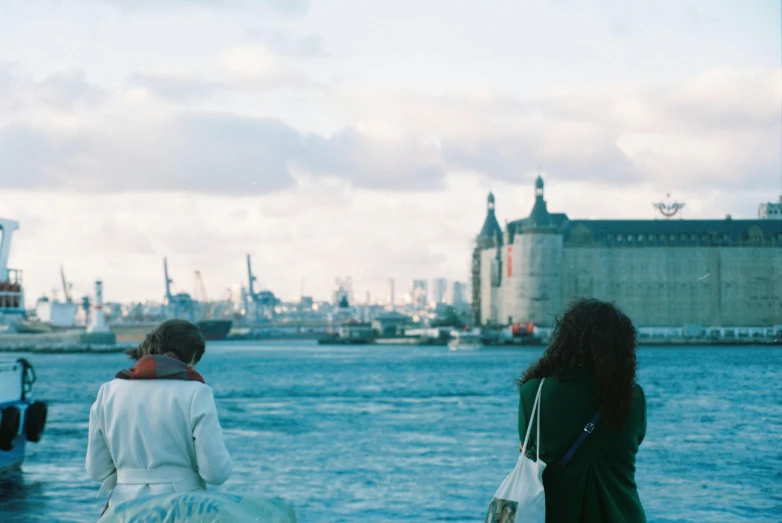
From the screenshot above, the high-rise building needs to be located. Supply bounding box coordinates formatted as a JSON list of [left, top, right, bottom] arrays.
[[410, 280, 428, 309], [386, 278, 396, 306], [432, 278, 448, 305], [446, 281, 466, 306]]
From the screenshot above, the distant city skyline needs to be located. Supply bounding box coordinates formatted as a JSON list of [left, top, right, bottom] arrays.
[[1, 1, 779, 303]]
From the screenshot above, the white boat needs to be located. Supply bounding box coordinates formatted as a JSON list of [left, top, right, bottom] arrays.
[[0, 358, 47, 474], [0, 217, 47, 473], [448, 328, 483, 351], [0, 218, 25, 330]]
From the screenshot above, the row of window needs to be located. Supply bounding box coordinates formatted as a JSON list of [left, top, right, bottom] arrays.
[[605, 232, 733, 243]]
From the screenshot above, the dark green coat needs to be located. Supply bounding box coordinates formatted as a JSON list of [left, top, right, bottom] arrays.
[[518, 371, 646, 523]]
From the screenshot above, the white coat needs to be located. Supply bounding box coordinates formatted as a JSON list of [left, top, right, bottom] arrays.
[[86, 378, 232, 508]]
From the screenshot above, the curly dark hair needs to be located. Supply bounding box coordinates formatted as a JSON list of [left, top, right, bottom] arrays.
[[127, 319, 206, 365], [518, 298, 638, 429]]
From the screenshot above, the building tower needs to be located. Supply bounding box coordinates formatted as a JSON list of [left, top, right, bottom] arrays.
[[87, 280, 110, 333], [512, 176, 563, 325], [386, 278, 395, 306], [432, 278, 448, 304], [411, 280, 428, 309], [471, 192, 502, 325]]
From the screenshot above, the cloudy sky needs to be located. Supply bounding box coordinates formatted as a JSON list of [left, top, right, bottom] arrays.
[[0, 0, 780, 304]]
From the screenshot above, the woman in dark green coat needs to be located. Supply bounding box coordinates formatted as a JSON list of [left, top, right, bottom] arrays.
[[517, 298, 647, 523]]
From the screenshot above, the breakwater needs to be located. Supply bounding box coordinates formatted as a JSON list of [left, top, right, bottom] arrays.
[[0, 333, 130, 354]]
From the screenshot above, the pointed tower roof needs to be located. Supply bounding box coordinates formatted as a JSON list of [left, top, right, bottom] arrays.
[[528, 176, 551, 227], [478, 192, 503, 241]]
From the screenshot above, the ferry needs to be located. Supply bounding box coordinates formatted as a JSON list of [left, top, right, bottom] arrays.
[[0, 358, 47, 473], [448, 328, 483, 351]]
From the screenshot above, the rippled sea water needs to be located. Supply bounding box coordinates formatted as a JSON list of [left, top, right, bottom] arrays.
[[1, 343, 780, 522]]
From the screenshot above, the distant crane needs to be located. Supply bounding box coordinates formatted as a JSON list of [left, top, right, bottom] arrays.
[[60, 264, 73, 303], [195, 270, 208, 302], [163, 257, 199, 323], [164, 257, 173, 301], [194, 270, 212, 320], [246, 254, 277, 323]]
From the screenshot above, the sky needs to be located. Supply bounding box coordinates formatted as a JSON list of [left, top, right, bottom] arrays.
[[0, 0, 780, 304]]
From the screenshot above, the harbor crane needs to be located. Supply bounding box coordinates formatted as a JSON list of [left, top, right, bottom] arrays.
[[60, 264, 73, 303], [246, 254, 277, 323], [163, 258, 199, 323], [194, 270, 208, 302], [194, 270, 213, 320]]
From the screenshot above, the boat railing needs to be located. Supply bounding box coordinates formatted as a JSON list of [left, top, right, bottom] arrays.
[[0, 268, 24, 310]]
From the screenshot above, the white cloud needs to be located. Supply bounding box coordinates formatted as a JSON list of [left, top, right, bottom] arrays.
[[220, 46, 281, 79], [2, 64, 779, 196], [246, 27, 328, 58]]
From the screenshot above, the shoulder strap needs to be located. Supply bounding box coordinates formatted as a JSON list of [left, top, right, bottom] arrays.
[[547, 409, 602, 475], [520, 378, 546, 461]]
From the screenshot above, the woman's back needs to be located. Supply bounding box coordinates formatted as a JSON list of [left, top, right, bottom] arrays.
[[88, 378, 232, 506], [519, 371, 646, 523], [86, 319, 233, 512]]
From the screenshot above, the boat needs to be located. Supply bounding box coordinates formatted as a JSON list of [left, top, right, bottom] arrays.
[[197, 319, 233, 341], [448, 328, 483, 351], [0, 358, 47, 474], [0, 218, 25, 331], [163, 260, 234, 341]]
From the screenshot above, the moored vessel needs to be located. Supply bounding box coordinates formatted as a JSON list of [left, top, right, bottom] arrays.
[[197, 319, 233, 341], [448, 328, 483, 351], [0, 358, 47, 473], [0, 218, 25, 332]]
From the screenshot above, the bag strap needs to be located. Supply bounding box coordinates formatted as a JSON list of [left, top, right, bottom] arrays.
[[547, 409, 602, 475], [520, 378, 546, 461]]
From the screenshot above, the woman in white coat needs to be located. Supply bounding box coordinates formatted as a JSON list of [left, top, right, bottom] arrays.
[[86, 319, 233, 517]]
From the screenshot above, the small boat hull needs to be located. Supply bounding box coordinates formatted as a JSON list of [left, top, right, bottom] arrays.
[[0, 435, 25, 475], [0, 358, 47, 474]]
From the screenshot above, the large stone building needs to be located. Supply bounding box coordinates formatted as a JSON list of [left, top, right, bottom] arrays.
[[472, 177, 782, 328]]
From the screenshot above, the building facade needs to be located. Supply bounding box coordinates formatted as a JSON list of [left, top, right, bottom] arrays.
[[410, 279, 428, 309], [386, 278, 396, 306], [759, 196, 782, 220], [432, 278, 448, 305], [475, 177, 782, 327], [446, 281, 467, 307]]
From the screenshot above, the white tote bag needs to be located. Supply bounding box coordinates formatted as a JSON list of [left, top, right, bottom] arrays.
[[484, 378, 547, 523]]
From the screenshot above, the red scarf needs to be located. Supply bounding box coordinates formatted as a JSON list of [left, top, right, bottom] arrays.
[[116, 352, 205, 383]]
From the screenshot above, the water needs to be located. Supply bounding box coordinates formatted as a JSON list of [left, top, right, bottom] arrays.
[[1, 343, 780, 522]]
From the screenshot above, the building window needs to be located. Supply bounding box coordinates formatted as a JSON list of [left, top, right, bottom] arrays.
[[669, 234, 676, 242], [638, 234, 644, 242], [648, 234, 655, 242], [680, 234, 687, 241]]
